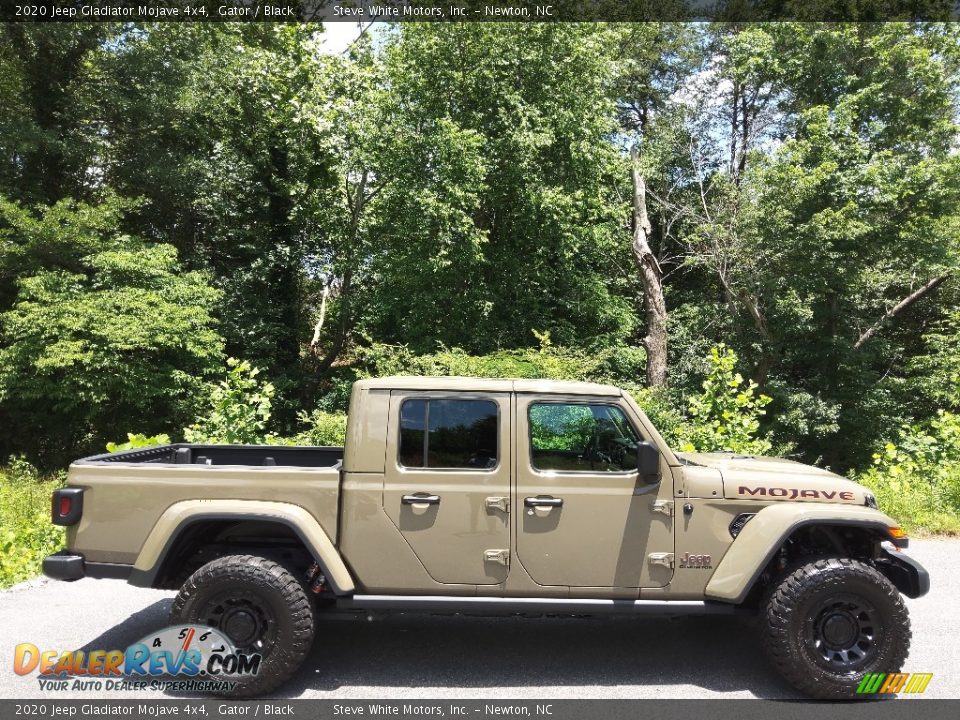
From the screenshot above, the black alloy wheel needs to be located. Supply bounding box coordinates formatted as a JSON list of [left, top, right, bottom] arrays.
[[170, 554, 315, 697], [762, 557, 910, 699]]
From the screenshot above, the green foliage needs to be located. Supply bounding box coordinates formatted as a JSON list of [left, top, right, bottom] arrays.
[[0, 25, 112, 206], [856, 409, 960, 534], [626, 385, 687, 449], [184, 359, 276, 445], [761, 383, 840, 459], [649, 23, 960, 471], [355, 24, 637, 352], [0, 458, 64, 588], [289, 410, 348, 447], [88, 25, 336, 413], [529, 405, 595, 452], [106, 433, 171, 453], [354, 340, 644, 385], [0, 196, 224, 465], [676, 345, 774, 454], [1, 24, 960, 537]]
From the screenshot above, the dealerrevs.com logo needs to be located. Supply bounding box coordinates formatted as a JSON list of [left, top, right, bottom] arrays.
[[13, 624, 261, 693]]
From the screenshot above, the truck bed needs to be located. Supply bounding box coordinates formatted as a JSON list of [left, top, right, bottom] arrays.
[[66, 444, 344, 567], [77, 443, 343, 468]]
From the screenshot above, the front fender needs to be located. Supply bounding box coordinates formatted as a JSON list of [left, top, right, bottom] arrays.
[[705, 503, 900, 604], [129, 499, 355, 594]]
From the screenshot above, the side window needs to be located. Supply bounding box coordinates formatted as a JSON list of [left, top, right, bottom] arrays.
[[529, 403, 639, 472], [399, 398, 499, 470]]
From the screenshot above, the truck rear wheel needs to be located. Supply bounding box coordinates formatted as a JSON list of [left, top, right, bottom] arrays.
[[762, 557, 910, 699], [170, 554, 314, 697]]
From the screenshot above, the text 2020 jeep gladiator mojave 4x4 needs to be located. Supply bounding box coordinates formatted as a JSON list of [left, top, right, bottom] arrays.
[[43, 377, 929, 698]]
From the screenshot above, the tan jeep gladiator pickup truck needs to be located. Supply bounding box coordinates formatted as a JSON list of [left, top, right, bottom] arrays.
[[44, 377, 928, 698]]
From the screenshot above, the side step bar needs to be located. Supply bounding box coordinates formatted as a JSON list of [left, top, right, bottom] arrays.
[[336, 595, 737, 615]]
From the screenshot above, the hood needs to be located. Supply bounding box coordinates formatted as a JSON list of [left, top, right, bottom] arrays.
[[678, 452, 875, 506]]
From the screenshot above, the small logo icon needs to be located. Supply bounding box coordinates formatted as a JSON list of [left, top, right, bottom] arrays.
[[678, 552, 712, 569], [856, 672, 933, 694]]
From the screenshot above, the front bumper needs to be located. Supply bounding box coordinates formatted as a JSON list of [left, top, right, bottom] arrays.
[[43, 550, 132, 582], [876, 546, 930, 599]]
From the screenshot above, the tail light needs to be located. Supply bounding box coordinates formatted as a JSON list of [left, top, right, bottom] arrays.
[[51, 488, 83, 526]]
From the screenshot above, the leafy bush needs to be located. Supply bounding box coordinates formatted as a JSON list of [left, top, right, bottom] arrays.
[[357, 332, 649, 381], [184, 359, 276, 444], [855, 410, 960, 534], [354, 340, 615, 382], [762, 382, 839, 460], [625, 385, 687, 448], [106, 433, 171, 453], [313, 377, 355, 414], [672, 344, 774, 454], [289, 410, 348, 447], [0, 458, 64, 588]]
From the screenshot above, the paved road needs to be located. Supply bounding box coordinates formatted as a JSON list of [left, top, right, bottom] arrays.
[[1, 539, 957, 699]]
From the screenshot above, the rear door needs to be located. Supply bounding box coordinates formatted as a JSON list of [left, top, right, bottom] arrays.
[[514, 395, 674, 588], [383, 391, 511, 585]]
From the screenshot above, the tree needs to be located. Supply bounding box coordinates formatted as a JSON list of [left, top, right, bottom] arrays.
[[355, 24, 635, 353], [0, 24, 116, 205], [675, 24, 790, 386], [88, 24, 337, 420], [682, 23, 960, 466], [0, 196, 223, 464], [614, 24, 700, 387], [303, 36, 388, 376], [629, 143, 668, 386], [0, 21, 957, 477]]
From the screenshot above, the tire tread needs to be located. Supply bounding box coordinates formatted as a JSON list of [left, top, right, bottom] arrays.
[[170, 554, 314, 697], [762, 557, 910, 699]]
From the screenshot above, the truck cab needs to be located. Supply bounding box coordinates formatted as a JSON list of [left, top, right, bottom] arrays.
[[338, 377, 676, 596]]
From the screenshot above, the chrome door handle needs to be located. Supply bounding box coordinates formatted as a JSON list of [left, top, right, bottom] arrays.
[[524, 496, 563, 508], [402, 493, 441, 505]]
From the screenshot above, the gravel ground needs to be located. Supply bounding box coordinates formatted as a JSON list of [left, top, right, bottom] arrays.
[[0, 539, 956, 699]]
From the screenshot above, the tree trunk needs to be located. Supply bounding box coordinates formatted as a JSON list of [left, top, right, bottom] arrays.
[[309, 283, 331, 349], [314, 170, 370, 372], [630, 144, 668, 387], [736, 89, 749, 183], [713, 268, 774, 385], [316, 269, 353, 374], [729, 81, 740, 181]]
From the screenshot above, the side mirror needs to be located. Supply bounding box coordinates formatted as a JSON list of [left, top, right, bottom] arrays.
[[637, 441, 661, 485]]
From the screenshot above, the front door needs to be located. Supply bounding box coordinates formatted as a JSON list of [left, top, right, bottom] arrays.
[[514, 395, 674, 588], [383, 391, 511, 585]]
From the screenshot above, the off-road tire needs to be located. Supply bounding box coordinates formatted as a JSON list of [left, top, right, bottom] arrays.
[[762, 557, 910, 699], [170, 554, 314, 697]]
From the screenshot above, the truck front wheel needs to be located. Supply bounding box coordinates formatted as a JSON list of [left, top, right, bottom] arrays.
[[170, 554, 315, 697], [762, 557, 911, 699]]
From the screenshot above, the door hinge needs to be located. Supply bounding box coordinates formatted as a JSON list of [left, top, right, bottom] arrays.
[[484, 549, 510, 567], [648, 552, 674, 569], [651, 500, 674, 517], [485, 496, 509, 513]]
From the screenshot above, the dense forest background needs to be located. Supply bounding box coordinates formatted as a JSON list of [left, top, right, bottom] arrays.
[[1, 22, 960, 534]]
